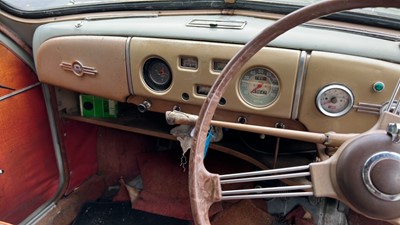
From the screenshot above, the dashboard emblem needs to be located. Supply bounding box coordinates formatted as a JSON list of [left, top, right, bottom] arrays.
[[60, 60, 98, 77]]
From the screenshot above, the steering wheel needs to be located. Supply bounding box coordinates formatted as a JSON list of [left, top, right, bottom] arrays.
[[188, 1, 400, 224]]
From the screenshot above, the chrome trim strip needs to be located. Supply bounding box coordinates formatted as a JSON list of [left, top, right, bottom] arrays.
[[220, 165, 310, 180], [291, 51, 308, 120], [354, 102, 381, 115], [221, 192, 314, 200], [222, 184, 312, 196], [0, 82, 40, 101], [356, 109, 381, 115], [23, 85, 66, 224], [23, 203, 56, 225], [125, 37, 134, 95], [220, 172, 310, 184], [84, 13, 159, 21], [362, 151, 400, 201]]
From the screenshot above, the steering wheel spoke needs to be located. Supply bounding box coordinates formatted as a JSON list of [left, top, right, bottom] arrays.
[[189, 129, 400, 224], [220, 165, 313, 200]]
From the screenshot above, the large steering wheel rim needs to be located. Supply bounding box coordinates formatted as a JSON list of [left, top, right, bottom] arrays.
[[189, 1, 400, 225]]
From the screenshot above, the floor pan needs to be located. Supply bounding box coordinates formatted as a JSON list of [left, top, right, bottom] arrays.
[[72, 202, 190, 225]]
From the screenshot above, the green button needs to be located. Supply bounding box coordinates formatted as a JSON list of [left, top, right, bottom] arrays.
[[373, 82, 385, 92]]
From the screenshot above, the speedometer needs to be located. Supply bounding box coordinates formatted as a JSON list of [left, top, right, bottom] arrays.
[[238, 67, 280, 108]]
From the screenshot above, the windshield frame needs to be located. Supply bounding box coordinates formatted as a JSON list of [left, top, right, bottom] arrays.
[[1, 0, 399, 31], [0, 0, 228, 18]]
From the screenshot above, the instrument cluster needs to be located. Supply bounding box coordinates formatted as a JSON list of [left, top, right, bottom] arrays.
[[131, 37, 298, 120], [142, 58, 282, 109], [133, 38, 400, 134]]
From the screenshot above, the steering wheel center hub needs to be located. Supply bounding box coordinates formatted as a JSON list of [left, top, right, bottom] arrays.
[[363, 151, 400, 201], [336, 132, 400, 219]]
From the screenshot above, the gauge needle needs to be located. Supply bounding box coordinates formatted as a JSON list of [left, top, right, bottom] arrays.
[[251, 83, 263, 93], [160, 67, 165, 76]]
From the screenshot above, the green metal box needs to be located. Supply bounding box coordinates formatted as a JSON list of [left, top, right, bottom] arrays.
[[79, 94, 118, 118]]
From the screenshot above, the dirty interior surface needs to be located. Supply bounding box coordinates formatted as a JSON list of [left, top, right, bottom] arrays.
[[72, 202, 189, 225], [65, 120, 388, 225], [2, 1, 400, 225]]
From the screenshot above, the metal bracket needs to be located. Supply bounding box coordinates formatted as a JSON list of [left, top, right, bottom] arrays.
[[387, 123, 400, 143]]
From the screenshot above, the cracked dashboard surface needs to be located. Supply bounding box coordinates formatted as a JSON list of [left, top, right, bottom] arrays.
[[33, 13, 400, 134]]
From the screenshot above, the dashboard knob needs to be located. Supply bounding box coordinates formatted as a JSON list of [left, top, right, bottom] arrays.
[[138, 100, 152, 113]]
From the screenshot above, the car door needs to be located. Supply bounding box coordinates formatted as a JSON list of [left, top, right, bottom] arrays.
[[0, 32, 61, 224]]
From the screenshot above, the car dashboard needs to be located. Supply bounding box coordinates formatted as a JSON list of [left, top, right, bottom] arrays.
[[33, 12, 400, 137]]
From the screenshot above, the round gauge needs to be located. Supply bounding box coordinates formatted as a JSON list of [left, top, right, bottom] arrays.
[[143, 58, 172, 91], [316, 84, 354, 117], [239, 67, 280, 108]]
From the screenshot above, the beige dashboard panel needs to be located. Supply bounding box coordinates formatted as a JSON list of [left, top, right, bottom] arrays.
[[130, 37, 300, 119], [36, 36, 129, 102], [299, 51, 400, 133]]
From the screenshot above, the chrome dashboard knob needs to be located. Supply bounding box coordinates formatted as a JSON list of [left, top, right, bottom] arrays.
[[138, 100, 152, 113]]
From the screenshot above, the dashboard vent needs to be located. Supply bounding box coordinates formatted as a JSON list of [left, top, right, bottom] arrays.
[[187, 19, 246, 29]]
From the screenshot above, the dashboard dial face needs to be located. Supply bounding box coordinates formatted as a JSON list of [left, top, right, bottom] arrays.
[[316, 84, 354, 117], [143, 58, 172, 91], [239, 67, 280, 108]]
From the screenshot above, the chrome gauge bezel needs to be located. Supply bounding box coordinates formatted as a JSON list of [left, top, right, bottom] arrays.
[[316, 84, 354, 117], [238, 67, 280, 108]]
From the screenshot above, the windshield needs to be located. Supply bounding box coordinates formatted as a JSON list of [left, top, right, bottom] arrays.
[[0, 0, 120, 11], [1, 0, 400, 22]]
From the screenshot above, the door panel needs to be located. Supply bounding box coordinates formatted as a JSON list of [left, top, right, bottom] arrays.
[[0, 43, 60, 223]]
